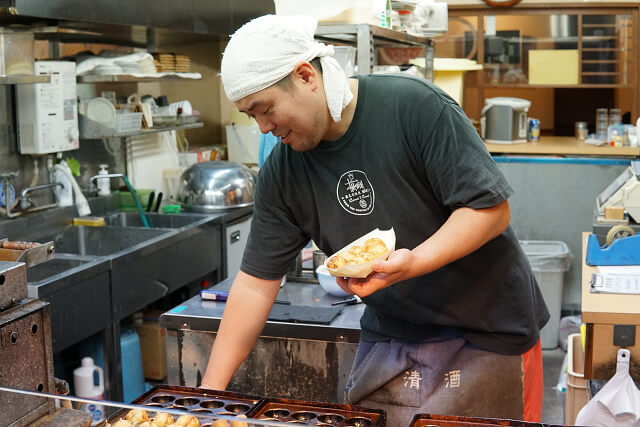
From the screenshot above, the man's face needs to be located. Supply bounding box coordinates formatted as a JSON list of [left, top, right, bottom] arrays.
[[235, 77, 328, 152]]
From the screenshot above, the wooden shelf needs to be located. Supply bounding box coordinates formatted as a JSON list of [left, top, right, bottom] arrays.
[[77, 73, 201, 83], [483, 83, 631, 89], [0, 75, 51, 85]]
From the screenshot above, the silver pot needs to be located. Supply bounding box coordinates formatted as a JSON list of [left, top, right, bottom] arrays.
[[175, 161, 256, 212]]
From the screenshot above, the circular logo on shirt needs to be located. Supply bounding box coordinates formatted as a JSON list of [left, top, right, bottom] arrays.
[[337, 170, 375, 215]]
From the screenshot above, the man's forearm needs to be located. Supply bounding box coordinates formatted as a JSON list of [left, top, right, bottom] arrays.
[[201, 271, 281, 389], [410, 200, 511, 278]]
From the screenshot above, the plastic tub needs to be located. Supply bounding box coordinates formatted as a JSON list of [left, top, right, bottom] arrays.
[[566, 333, 590, 425], [520, 240, 572, 349], [119, 189, 154, 212]]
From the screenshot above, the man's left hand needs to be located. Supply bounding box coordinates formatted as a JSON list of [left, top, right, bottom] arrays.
[[336, 249, 415, 298]]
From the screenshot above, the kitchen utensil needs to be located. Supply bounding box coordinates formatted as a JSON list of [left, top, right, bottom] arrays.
[[200, 289, 290, 305], [331, 295, 362, 306], [146, 191, 155, 212], [154, 192, 163, 212], [175, 161, 256, 212]]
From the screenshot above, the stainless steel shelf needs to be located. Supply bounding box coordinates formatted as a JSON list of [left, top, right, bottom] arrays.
[[80, 121, 203, 139], [77, 74, 201, 83], [315, 23, 434, 81], [119, 122, 203, 137], [0, 75, 51, 85], [315, 24, 431, 46]]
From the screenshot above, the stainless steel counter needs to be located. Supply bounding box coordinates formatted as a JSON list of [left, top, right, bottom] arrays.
[[161, 279, 365, 403], [161, 278, 365, 343]]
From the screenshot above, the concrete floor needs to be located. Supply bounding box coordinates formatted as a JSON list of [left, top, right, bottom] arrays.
[[542, 348, 567, 425]]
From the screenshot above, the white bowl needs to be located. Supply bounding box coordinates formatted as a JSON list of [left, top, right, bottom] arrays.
[[316, 265, 350, 297]]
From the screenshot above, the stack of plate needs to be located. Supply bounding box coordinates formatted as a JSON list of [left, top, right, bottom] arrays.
[[115, 60, 140, 74], [94, 64, 123, 75], [175, 55, 191, 73], [153, 53, 176, 72], [138, 57, 157, 73]]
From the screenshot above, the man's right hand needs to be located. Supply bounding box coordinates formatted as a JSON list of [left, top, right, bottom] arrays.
[[200, 271, 282, 390]]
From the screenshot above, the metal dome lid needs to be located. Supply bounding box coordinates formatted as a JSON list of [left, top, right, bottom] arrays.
[[175, 161, 257, 212]]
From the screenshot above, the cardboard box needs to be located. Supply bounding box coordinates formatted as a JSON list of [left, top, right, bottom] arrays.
[[529, 50, 579, 85], [135, 311, 167, 381], [580, 232, 640, 381]]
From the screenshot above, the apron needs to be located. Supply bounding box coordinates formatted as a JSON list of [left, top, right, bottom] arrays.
[[344, 337, 542, 426]]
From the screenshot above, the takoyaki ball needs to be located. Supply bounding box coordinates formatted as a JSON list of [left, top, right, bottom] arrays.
[[348, 245, 364, 255], [176, 414, 200, 427], [361, 251, 377, 261], [327, 255, 347, 269], [126, 409, 149, 423], [364, 238, 387, 251], [153, 412, 175, 426]]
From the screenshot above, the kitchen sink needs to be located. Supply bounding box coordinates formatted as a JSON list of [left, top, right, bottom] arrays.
[[44, 225, 170, 256], [104, 212, 210, 228], [27, 256, 89, 282], [26, 253, 111, 354]]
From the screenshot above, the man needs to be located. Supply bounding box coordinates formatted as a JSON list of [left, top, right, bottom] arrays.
[[202, 14, 549, 425]]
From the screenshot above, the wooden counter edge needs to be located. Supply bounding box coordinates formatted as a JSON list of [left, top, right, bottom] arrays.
[[485, 136, 640, 156]]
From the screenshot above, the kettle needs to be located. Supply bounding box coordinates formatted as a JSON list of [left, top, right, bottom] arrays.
[[481, 97, 531, 144]]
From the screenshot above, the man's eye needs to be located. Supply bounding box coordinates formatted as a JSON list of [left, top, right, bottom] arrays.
[[263, 107, 271, 115]]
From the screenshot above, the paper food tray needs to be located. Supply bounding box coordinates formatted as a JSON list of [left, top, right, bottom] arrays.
[[325, 228, 395, 278]]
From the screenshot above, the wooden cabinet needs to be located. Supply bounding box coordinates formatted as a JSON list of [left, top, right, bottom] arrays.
[[440, 4, 639, 128]]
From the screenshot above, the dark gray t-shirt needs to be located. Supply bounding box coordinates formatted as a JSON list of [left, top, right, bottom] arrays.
[[241, 74, 549, 355]]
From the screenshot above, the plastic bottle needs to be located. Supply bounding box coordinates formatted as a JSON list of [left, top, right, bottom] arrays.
[[73, 357, 105, 425], [97, 164, 111, 196]]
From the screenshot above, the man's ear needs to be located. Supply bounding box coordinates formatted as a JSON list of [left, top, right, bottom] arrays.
[[292, 61, 318, 90]]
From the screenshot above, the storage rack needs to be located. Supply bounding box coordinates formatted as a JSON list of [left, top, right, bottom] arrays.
[[315, 23, 435, 81]]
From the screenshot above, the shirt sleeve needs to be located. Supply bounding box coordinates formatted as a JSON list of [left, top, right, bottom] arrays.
[[414, 100, 513, 210], [240, 160, 310, 280]]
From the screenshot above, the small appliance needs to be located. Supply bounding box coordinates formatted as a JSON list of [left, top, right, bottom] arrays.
[[16, 61, 79, 154], [481, 97, 531, 144]]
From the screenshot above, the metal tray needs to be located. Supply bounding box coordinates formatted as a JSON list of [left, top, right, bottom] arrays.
[[101, 385, 262, 426], [409, 414, 547, 427], [248, 397, 386, 426]]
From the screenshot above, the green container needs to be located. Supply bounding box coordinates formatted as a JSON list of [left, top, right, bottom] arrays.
[[119, 189, 153, 212]]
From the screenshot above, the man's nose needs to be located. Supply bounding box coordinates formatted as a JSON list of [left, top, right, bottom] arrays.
[[256, 117, 276, 134]]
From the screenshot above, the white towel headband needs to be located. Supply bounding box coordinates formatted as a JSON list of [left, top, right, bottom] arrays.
[[220, 14, 353, 122]]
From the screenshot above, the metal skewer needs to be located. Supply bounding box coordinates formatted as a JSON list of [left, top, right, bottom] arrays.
[[0, 385, 294, 426]]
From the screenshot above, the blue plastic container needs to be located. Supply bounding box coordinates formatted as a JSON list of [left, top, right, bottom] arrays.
[[119, 326, 145, 403], [78, 326, 145, 403]]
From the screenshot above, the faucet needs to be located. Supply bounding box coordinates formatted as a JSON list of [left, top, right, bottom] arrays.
[[89, 173, 150, 227], [0, 172, 64, 218], [0, 171, 19, 218], [20, 182, 64, 210]]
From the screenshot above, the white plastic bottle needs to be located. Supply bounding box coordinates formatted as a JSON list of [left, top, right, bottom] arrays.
[[73, 357, 105, 425], [97, 164, 111, 196]]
